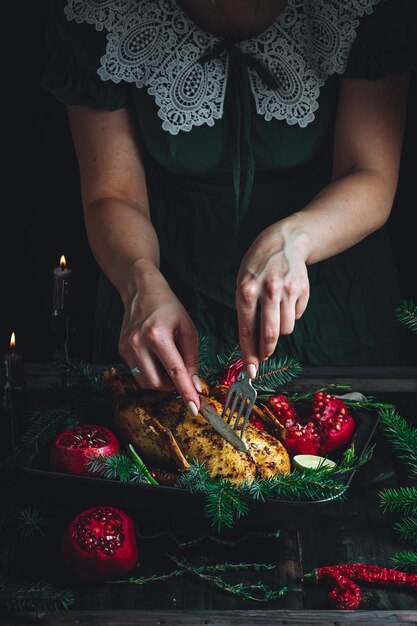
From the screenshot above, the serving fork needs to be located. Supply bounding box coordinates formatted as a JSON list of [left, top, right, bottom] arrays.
[[221, 371, 257, 441]]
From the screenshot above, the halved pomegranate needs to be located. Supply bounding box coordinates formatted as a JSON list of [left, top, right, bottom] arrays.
[[49, 424, 120, 476], [62, 506, 139, 582], [267, 391, 356, 458]]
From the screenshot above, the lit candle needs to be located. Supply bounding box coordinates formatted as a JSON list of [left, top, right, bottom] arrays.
[[52, 254, 73, 317], [3, 331, 24, 389]]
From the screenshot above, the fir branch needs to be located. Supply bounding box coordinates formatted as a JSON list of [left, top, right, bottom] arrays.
[[86, 451, 156, 484], [332, 444, 374, 477], [215, 343, 242, 370], [20, 408, 79, 453], [395, 299, 417, 335], [391, 551, 417, 571], [51, 350, 103, 391], [176, 460, 212, 493], [253, 356, 302, 393], [393, 516, 417, 544], [205, 480, 250, 533], [379, 486, 417, 516], [16, 507, 49, 538], [197, 335, 213, 379], [178, 448, 371, 532], [378, 407, 417, 472], [0, 580, 74, 614], [239, 470, 347, 503], [204, 343, 242, 387]]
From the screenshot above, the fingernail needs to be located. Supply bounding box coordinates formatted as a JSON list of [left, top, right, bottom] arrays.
[[246, 364, 257, 379], [187, 400, 199, 417], [192, 375, 203, 393]]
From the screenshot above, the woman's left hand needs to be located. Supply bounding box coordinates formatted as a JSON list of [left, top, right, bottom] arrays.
[[236, 221, 310, 371]]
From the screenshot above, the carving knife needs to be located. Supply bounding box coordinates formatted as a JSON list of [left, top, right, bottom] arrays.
[[199, 397, 249, 454]]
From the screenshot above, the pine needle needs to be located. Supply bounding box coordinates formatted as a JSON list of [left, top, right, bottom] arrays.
[[391, 551, 417, 571], [378, 407, 417, 472], [16, 507, 49, 538], [393, 516, 417, 544], [205, 480, 250, 533], [395, 299, 417, 335], [86, 451, 156, 484], [379, 486, 417, 516], [20, 408, 80, 453], [0, 580, 74, 614], [51, 350, 103, 391], [254, 355, 302, 392]]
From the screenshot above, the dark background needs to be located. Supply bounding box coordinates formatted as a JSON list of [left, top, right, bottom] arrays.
[[2, 2, 417, 366]]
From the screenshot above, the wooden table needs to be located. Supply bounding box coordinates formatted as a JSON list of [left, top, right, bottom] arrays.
[[1, 364, 417, 625]]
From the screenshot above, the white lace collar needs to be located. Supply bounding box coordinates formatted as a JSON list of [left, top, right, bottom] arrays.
[[65, 0, 382, 134]]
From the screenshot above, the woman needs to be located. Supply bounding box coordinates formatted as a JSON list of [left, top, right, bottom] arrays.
[[42, 0, 415, 414]]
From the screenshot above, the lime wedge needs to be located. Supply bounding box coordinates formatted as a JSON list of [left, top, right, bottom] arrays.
[[293, 454, 336, 471]]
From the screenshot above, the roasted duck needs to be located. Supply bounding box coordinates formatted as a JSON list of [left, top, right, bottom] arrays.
[[103, 368, 290, 486]]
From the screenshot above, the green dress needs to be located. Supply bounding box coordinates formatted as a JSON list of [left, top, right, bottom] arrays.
[[42, 0, 416, 366]]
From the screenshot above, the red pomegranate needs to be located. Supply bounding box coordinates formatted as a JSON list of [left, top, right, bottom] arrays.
[[267, 391, 356, 457], [49, 425, 120, 476], [62, 506, 139, 582]]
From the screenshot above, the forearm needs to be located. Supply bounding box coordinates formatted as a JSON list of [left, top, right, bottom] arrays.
[[279, 167, 396, 265], [84, 197, 162, 307]]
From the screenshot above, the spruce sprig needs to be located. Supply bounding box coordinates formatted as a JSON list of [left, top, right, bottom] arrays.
[[239, 469, 347, 503], [86, 451, 156, 484], [378, 407, 417, 472], [253, 356, 302, 392], [391, 551, 417, 571], [0, 580, 74, 614], [204, 480, 250, 533], [197, 335, 212, 379], [176, 459, 212, 493], [377, 299, 417, 570], [204, 343, 242, 387], [16, 507, 49, 538], [395, 299, 417, 335], [379, 486, 417, 516], [393, 517, 417, 544], [51, 350, 103, 391], [177, 448, 369, 532], [20, 408, 80, 453]]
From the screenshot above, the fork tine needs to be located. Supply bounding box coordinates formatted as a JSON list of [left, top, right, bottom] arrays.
[[232, 395, 248, 431], [224, 389, 241, 424], [239, 395, 257, 438]]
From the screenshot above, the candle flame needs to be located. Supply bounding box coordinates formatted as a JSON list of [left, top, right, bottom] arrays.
[[10, 332, 16, 349], [60, 255, 67, 269]]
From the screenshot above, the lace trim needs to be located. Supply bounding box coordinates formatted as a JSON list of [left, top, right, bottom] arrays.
[[65, 0, 382, 133]]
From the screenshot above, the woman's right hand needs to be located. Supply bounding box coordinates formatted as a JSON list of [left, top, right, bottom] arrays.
[[118, 261, 201, 414]]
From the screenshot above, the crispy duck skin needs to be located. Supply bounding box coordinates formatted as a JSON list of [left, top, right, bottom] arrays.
[[103, 369, 290, 486]]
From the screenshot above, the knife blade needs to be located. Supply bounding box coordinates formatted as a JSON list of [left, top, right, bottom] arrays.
[[199, 397, 249, 454]]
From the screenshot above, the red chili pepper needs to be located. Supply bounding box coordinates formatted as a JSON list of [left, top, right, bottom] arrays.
[[304, 563, 417, 610], [327, 576, 362, 610], [308, 563, 417, 588], [219, 358, 245, 386], [304, 566, 361, 609]]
